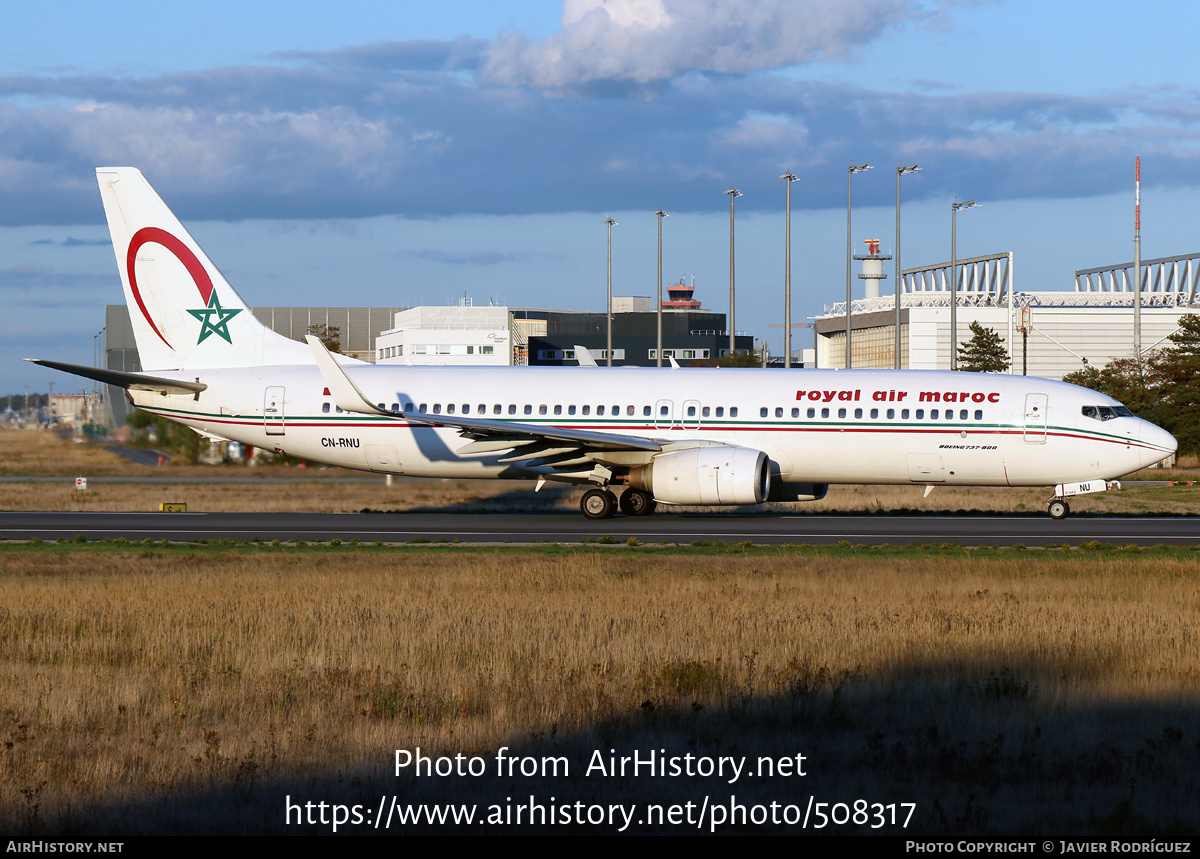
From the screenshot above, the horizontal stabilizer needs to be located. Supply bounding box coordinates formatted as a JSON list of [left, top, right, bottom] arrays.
[[25, 358, 207, 395]]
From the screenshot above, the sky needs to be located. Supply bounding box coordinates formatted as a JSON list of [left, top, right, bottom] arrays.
[[3, 0, 1200, 391]]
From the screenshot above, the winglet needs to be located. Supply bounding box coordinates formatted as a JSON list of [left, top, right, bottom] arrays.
[[574, 345, 598, 367], [305, 335, 387, 416]]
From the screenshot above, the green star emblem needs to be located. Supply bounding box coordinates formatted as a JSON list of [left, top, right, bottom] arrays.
[[187, 292, 242, 344]]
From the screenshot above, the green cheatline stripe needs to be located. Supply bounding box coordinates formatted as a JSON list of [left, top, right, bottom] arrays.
[[136, 403, 1140, 446]]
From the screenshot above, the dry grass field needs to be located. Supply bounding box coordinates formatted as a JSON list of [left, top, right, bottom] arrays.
[[1, 543, 1198, 835]]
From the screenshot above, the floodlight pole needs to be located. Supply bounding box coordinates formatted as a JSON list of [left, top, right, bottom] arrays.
[[1134, 156, 1142, 358], [655, 210, 667, 367], [781, 172, 798, 368], [846, 163, 872, 368], [895, 164, 920, 369], [950, 199, 978, 370], [726, 189, 742, 358], [604, 217, 617, 366]]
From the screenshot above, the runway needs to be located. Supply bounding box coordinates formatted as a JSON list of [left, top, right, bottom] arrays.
[[1, 510, 1197, 546]]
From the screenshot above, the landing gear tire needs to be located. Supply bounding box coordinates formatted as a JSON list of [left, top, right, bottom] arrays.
[[619, 488, 657, 517], [581, 487, 618, 520], [1048, 499, 1070, 520]]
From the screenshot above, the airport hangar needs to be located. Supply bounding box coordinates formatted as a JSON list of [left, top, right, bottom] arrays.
[[816, 247, 1200, 377]]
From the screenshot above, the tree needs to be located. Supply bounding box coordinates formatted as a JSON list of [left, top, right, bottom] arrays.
[[1149, 313, 1200, 453], [307, 323, 342, 354], [956, 321, 1009, 372]]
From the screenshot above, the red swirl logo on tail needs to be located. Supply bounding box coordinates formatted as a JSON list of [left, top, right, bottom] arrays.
[[126, 227, 214, 350]]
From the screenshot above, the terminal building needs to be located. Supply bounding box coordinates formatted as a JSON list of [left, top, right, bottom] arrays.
[[815, 247, 1200, 379]]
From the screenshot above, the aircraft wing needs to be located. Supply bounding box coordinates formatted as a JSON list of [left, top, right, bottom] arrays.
[[306, 337, 662, 477]]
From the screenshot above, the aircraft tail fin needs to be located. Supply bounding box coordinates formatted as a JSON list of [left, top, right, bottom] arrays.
[[96, 167, 314, 371]]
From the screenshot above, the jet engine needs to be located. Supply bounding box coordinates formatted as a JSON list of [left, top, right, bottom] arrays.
[[628, 446, 770, 506]]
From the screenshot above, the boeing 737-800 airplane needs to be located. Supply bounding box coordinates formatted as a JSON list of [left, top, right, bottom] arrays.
[[30, 168, 1177, 519]]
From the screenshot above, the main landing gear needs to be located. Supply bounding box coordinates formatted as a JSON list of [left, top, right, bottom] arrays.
[[580, 487, 658, 520]]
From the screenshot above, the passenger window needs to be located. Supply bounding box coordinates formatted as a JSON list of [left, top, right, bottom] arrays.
[[791, 408, 799, 418], [447, 404, 456, 414], [568, 405, 576, 415], [659, 405, 668, 416], [322, 403, 330, 413], [702, 406, 710, 417], [508, 404, 516, 415], [870, 408, 878, 419], [775, 407, 784, 418], [807, 408, 815, 418], [730, 407, 738, 417], [760, 408, 768, 418], [901, 409, 909, 419], [597, 406, 605, 416], [494, 404, 502, 415], [931, 409, 939, 419], [581, 405, 590, 415], [540, 405, 548, 415], [524, 405, 533, 415], [821, 408, 830, 418], [462, 404, 469, 414], [960, 409, 968, 420], [687, 406, 696, 417], [854, 408, 863, 419], [716, 407, 724, 417], [404, 403, 414, 412], [553, 405, 562, 415], [433, 404, 442, 414], [915, 409, 923, 419], [644, 406, 652, 417], [627, 406, 635, 416], [838, 408, 847, 418], [886, 409, 894, 419], [974, 409, 983, 420], [392, 404, 400, 414]]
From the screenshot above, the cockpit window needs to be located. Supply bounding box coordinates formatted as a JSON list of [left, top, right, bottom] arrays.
[[1082, 405, 1133, 421]]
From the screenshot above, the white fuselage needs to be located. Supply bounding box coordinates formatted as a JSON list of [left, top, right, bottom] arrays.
[[130, 365, 1175, 489]]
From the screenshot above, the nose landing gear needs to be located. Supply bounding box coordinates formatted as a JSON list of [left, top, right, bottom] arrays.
[[1045, 480, 1120, 519], [1047, 498, 1070, 520]]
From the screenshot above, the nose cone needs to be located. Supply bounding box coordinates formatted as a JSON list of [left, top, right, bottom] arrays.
[[1139, 420, 1178, 467]]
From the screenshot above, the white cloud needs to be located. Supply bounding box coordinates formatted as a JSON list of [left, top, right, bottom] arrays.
[[482, 0, 922, 90]]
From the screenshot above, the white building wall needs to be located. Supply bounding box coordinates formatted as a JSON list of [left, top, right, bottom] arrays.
[[376, 305, 512, 366], [837, 301, 1195, 379]]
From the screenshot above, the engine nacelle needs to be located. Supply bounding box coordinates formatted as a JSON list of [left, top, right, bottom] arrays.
[[629, 446, 771, 506]]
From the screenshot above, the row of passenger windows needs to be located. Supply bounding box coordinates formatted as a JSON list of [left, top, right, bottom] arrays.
[[763, 406, 985, 421], [323, 402, 741, 417], [319, 400, 983, 421]]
